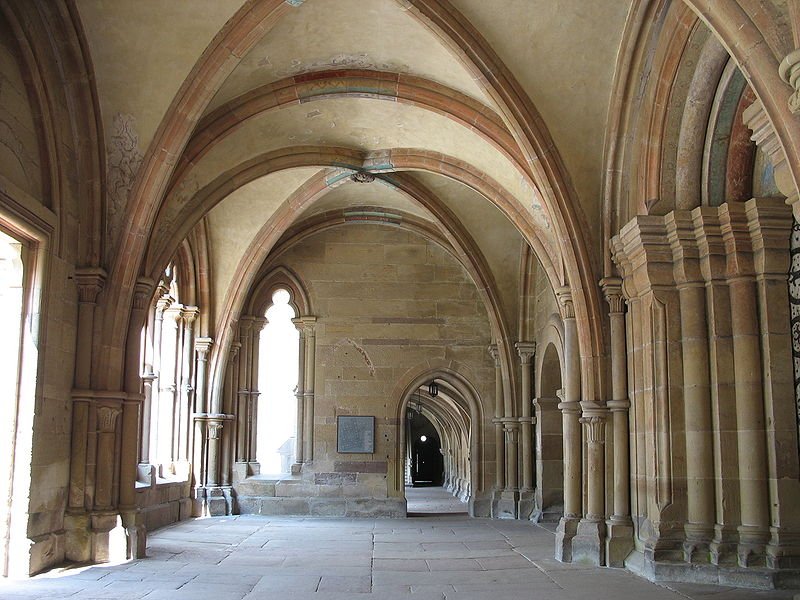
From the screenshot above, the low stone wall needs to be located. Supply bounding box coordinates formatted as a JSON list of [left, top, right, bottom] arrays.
[[135, 466, 192, 531]]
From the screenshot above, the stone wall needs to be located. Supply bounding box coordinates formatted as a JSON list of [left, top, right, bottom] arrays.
[[234, 223, 496, 516]]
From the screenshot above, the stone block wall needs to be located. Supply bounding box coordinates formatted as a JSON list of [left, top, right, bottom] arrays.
[[238, 223, 496, 514]]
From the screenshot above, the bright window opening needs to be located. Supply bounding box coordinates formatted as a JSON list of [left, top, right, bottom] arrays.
[[0, 230, 23, 576], [257, 289, 299, 474]]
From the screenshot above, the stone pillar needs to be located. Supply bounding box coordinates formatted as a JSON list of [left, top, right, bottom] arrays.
[[489, 344, 505, 491], [178, 307, 198, 462], [248, 317, 267, 463], [292, 318, 307, 470], [573, 410, 607, 565], [721, 204, 770, 567], [192, 338, 212, 493], [555, 287, 582, 561], [600, 277, 634, 567], [504, 422, 519, 490], [694, 209, 740, 566], [516, 342, 536, 519], [301, 317, 317, 463], [220, 342, 239, 488], [665, 215, 716, 564], [746, 199, 800, 568], [120, 279, 151, 559], [236, 317, 252, 463]]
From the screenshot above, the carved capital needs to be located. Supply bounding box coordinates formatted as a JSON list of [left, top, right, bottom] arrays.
[[181, 305, 200, 327], [195, 337, 213, 361], [207, 421, 223, 440], [580, 414, 607, 443], [350, 171, 375, 184], [75, 267, 107, 304], [555, 286, 575, 319], [600, 277, 624, 314], [780, 49, 800, 114], [132, 277, 154, 311], [229, 341, 241, 361], [96, 405, 121, 433], [515, 342, 536, 364], [743, 98, 796, 201]]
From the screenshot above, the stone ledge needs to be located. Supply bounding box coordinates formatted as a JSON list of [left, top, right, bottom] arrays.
[[625, 548, 800, 590], [235, 495, 406, 518]]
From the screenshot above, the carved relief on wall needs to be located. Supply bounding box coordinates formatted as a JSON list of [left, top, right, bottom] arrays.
[[106, 113, 143, 250], [789, 218, 800, 449]]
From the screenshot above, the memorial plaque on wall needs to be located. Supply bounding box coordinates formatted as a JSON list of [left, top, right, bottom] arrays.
[[337, 416, 375, 454]]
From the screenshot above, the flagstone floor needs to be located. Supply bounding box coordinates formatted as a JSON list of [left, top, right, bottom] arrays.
[[0, 490, 796, 599]]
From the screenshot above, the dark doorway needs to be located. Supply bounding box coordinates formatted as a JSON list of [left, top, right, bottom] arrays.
[[409, 412, 443, 486]]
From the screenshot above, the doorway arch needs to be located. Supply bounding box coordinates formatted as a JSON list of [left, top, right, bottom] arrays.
[[393, 365, 486, 517]]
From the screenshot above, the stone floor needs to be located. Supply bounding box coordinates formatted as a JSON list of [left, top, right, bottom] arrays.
[[406, 486, 468, 515], [1, 492, 798, 599]]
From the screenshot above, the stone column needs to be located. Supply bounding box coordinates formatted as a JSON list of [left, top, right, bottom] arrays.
[[504, 422, 519, 491], [555, 287, 582, 561], [600, 277, 634, 567], [236, 317, 253, 463], [248, 317, 267, 464], [666, 214, 716, 564], [489, 344, 505, 491], [573, 410, 607, 566], [746, 199, 800, 567], [301, 317, 317, 462], [721, 204, 770, 567], [220, 343, 239, 488], [192, 338, 212, 493], [292, 318, 307, 469], [178, 307, 198, 462], [206, 420, 224, 488], [516, 342, 536, 518], [120, 279, 151, 559]]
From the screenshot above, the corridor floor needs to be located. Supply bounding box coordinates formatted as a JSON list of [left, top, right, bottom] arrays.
[[0, 514, 795, 599], [406, 486, 468, 515]]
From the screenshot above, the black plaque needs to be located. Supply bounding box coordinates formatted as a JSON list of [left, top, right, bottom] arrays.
[[337, 415, 375, 454]]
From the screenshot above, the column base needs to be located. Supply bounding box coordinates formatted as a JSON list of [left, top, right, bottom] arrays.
[[606, 517, 634, 567], [555, 516, 580, 562], [491, 489, 519, 519], [572, 517, 606, 566], [517, 489, 536, 520], [120, 509, 147, 559], [469, 492, 492, 517], [683, 523, 714, 564], [710, 524, 739, 566], [767, 529, 800, 569], [193, 485, 234, 516], [737, 525, 770, 567], [64, 511, 128, 565]]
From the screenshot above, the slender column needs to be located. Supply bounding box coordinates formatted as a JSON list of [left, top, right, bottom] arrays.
[[600, 278, 634, 567], [249, 317, 267, 462], [179, 307, 198, 461], [301, 317, 317, 462], [193, 338, 213, 490], [488, 344, 505, 490], [581, 414, 606, 520], [555, 287, 582, 562], [516, 342, 536, 491], [236, 318, 253, 462], [292, 318, 307, 467], [220, 343, 239, 487]]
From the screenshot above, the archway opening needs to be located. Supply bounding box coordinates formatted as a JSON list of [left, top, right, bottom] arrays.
[[409, 412, 443, 487], [257, 289, 299, 474], [403, 377, 473, 516], [535, 342, 564, 522]]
